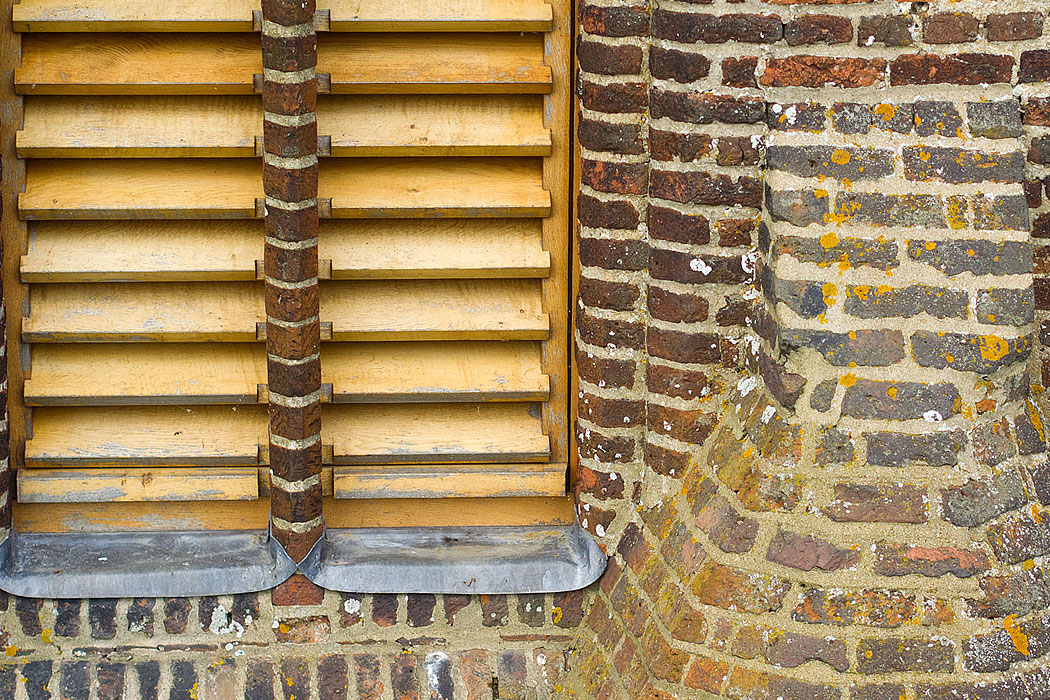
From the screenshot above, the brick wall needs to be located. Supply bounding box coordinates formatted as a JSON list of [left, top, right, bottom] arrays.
[[2, 1, 1050, 698], [571, 0, 1050, 699]]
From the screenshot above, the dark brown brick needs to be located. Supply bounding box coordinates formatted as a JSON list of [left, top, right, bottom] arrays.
[[891, 53, 1014, 85], [578, 193, 639, 230], [784, 14, 853, 45]]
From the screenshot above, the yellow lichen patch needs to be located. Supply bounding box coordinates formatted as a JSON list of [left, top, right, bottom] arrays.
[[831, 149, 852, 165], [925, 241, 936, 251], [887, 386, 898, 399], [552, 607, 564, 624], [853, 285, 871, 300], [838, 259, 851, 272], [875, 103, 897, 121], [849, 331, 857, 340], [820, 231, 840, 249], [823, 283, 838, 307], [1005, 615, 1030, 656], [4, 646, 15, 657], [817, 313, 828, 324], [1024, 558, 1037, 571], [1031, 402, 1047, 441], [41, 629, 52, 644], [979, 335, 1011, 362], [840, 373, 858, 387], [918, 149, 932, 162]]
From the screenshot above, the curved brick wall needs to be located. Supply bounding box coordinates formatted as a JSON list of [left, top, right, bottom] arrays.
[[571, 1, 1050, 698]]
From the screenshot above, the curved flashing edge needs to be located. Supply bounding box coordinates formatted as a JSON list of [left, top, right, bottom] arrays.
[[0, 528, 298, 598], [299, 520, 607, 594]]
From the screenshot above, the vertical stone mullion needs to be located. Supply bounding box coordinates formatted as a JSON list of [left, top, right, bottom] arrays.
[[261, 0, 322, 562]]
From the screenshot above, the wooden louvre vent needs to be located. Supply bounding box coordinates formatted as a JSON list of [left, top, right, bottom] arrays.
[[4, 0, 574, 537]]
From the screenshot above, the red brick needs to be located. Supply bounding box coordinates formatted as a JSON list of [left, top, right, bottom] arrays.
[[761, 55, 886, 87]]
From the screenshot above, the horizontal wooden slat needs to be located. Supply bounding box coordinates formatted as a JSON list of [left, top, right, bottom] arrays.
[[20, 159, 261, 220], [325, 496, 575, 528], [324, 219, 549, 279], [25, 344, 264, 405], [326, 0, 553, 32], [324, 403, 550, 464], [14, 0, 553, 33], [320, 95, 550, 157], [323, 279, 548, 341], [22, 221, 261, 282], [321, 34, 551, 94], [23, 282, 263, 342], [17, 467, 259, 503], [18, 96, 259, 158], [327, 341, 548, 402], [334, 463, 565, 498], [16, 34, 260, 95], [324, 158, 550, 218], [26, 406, 267, 466], [13, 496, 573, 532], [13, 0, 257, 32], [21, 219, 547, 283]]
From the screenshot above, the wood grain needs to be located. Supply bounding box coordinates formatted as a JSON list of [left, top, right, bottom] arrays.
[[18, 467, 260, 502], [334, 463, 565, 498], [324, 402, 550, 464]]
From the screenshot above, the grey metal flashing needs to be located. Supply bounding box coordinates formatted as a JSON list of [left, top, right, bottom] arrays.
[[300, 522, 607, 594], [0, 529, 297, 598]]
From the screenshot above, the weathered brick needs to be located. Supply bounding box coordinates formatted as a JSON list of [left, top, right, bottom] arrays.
[[908, 240, 1031, 277], [816, 426, 855, 464], [967, 567, 1050, 619], [835, 192, 945, 228], [911, 332, 1031, 376], [874, 543, 989, 578], [923, 12, 979, 44], [866, 430, 967, 468], [690, 561, 790, 613], [841, 379, 960, 422], [722, 56, 758, 87], [480, 595, 509, 627], [650, 248, 748, 285], [986, 510, 1050, 565], [891, 53, 1014, 85], [579, 237, 648, 271], [577, 423, 636, 463], [576, 350, 635, 390], [650, 170, 761, 208], [762, 55, 886, 87], [650, 129, 712, 163], [579, 118, 644, 155], [647, 205, 709, 245], [768, 101, 828, 132], [580, 80, 648, 114], [825, 482, 927, 523], [1020, 49, 1050, 83], [578, 277, 638, 312], [987, 12, 1044, 42], [964, 612, 1050, 673], [968, 101, 1024, 139], [857, 15, 914, 47], [650, 91, 766, 125], [767, 189, 828, 227], [582, 159, 647, 195], [781, 329, 905, 367], [784, 14, 853, 45], [903, 146, 1025, 184], [90, 599, 118, 640], [766, 529, 859, 571], [768, 145, 894, 181], [776, 235, 899, 269], [794, 588, 918, 628], [649, 47, 710, 83], [577, 41, 643, 76], [857, 638, 955, 673], [577, 310, 644, 350], [832, 102, 871, 134], [695, 495, 759, 553], [846, 284, 967, 320], [580, 4, 649, 37], [942, 471, 1028, 528], [716, 137, 761, 167], [652, 11, 784, 44], [724, 668, 839, 700]]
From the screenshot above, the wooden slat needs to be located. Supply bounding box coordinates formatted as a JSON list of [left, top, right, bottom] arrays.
[[26, 405, 267, 466], [325, 341, 548, 402], [323, 219, 549, 279], [23, 282, 263, 342], [322, 279, 548, 341], [320, 34, 551, 94], [13, 0, 256, 32], [20, 159, 261, 220], [22, 221, 261, 282], [18, 96, 259, 158], [324, 403, 550, 464], [334, 463, 565, 498], [325, 0, 553, 32], [26, 344, 264, 405], [17, 467, 260, 503], [13, 0, 553, 33], [13, 496, 572, 532], [15, 34, 260, 95], [320, 95, 550, 157], [323, 158, 550, 218], [325, 496, 575, 528]]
